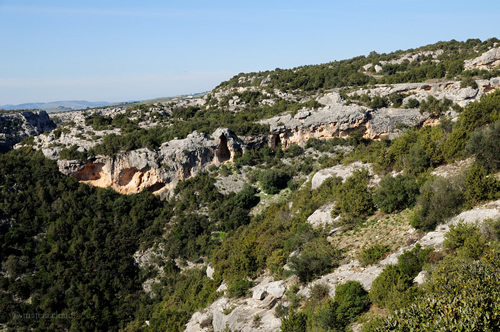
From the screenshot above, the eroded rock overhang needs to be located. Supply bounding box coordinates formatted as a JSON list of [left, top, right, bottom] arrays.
[[57, 129, 243, 197]]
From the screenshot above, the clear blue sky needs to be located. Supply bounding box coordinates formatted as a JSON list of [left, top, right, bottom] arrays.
[[1, 0, 499, 105]]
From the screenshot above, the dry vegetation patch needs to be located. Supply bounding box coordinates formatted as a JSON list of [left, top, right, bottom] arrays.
[[330, 209, 415, 260]]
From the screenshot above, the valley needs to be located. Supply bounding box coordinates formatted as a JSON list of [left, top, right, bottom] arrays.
[[1, 38, 500, 332]]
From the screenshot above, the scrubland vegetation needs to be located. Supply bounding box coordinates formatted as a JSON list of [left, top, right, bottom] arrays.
[[2, 38, 500, 331]]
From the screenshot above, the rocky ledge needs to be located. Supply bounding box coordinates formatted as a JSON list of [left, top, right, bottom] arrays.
[[57, 129, 242, 197], [0, 111, 56, 152]]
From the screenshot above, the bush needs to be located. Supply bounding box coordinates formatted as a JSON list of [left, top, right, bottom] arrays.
[[370, 96, 388, 109], [443, 221, 486, 260], [58, 144, 88, 161], [358, 243, 390, 266], [227, 280, 255, 298], [389, 93, 404, 108], [309, 283, 330, 303], [288, 238, 341, 283], [369, 265, 413, 310], [464, 162, 499, 208], [404, 144, 430, 174], [369, 245, 431, 310], [405, 98, 420, 108], [233, 183, 260, 209], [334, 281, 370, 324], [284, 144, 304, 158], [410, 176, 464, 231], [333, 168, 375, 227], [465, 120, 500, 172], [315, 299, 343, 331], [378, 253, 500, 331], [258, 169, 289, 194], [373, 174, 419, 213], [280, 311, 307, 332], [419, 96, 452, 116], [442, 90, 500, 161]]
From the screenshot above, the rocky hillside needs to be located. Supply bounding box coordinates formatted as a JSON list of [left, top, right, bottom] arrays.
[[0, 110, 55, 152], [2, 38, 500, 332]]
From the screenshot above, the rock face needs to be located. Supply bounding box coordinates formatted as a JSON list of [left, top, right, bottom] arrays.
[[352, 78, 500, 107], [58, 129, 242, 196], [311, 161, 376, 190], [260, 92, 430, 149], [465, 47, 500, 70], [0, 111, 56, 152], [185, 276, 284, 332]]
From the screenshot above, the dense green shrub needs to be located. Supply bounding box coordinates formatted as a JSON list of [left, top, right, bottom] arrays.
[[227, 280, 255, 298], [388, 93, 404, 107], [373, 174, 419, 213], [288, 238, 341, 283], [377, 252, 500, 331], [410, 176, 464, 231], [58, 144, 88, 161], [369, 245, 431, 310], [333, 168, 375, 227], [442, 90, 500, 161], [404, 144, 430, 174], [463, 162, 499, 208], [443, 222, 487, 260], [419, 96, 452, 116], [258, 168, 290, 194], [334, 281, 370, 323], [358, 243, 391, 266], [314, 299, 343, 331], [465, 120, 500, 172], [280, 311, 307, 332], [284, 144, 304, 158], [370, 96, 388, 109], [405, 98, 420, 108]]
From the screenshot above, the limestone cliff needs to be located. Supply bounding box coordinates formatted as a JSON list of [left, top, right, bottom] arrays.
[[58, 129, 242, 197], [260, 92, 430, 149], [464, 47, 500, 70], [0, 111, 56, 152]]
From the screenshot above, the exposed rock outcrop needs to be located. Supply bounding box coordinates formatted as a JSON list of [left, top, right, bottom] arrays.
[[185, 276, 285, 332], [185, 199, 500, 332], [0, 111, 56, 152], [58, 129, 242, 196], [351, 78, 500, 107], [260, 92, 430, 148], [464, 47, 500, 70], [311, 161, 377, 190]]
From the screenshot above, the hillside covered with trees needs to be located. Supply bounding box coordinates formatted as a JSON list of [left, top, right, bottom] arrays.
[[1, 38, 500, 331]]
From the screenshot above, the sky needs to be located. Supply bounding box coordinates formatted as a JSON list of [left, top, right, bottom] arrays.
[[0, 0, 499, 105]]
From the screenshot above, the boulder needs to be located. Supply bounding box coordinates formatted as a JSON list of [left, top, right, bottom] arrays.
[[311, 161, 372, 189]]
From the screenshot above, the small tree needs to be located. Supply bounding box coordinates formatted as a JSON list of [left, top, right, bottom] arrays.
[[465, 120, 500, 172], [333, 168, 375, 227], [410, 176, 464, 231], [334, 281, 370, 324], [258, 169, 289, 194], [373, 174, 419, 213]]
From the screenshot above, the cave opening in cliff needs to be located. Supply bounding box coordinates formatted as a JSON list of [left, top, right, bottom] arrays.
[[117, 167, 138, 186], [217, 135, 231, 163], [147, 182, 166, 193], [270, 134, 281, 150], [75, 163, 104, 181]]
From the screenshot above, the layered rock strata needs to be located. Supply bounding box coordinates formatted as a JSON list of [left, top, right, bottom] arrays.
[[351, 78, 500, 107], [464, 47, 500, 70], [260, 92, 430, 149], [0, 111, 56, 152], [58, 129, 242, 197]]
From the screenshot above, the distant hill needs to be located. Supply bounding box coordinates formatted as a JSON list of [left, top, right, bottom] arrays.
[[0, 100, 113, 113]]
